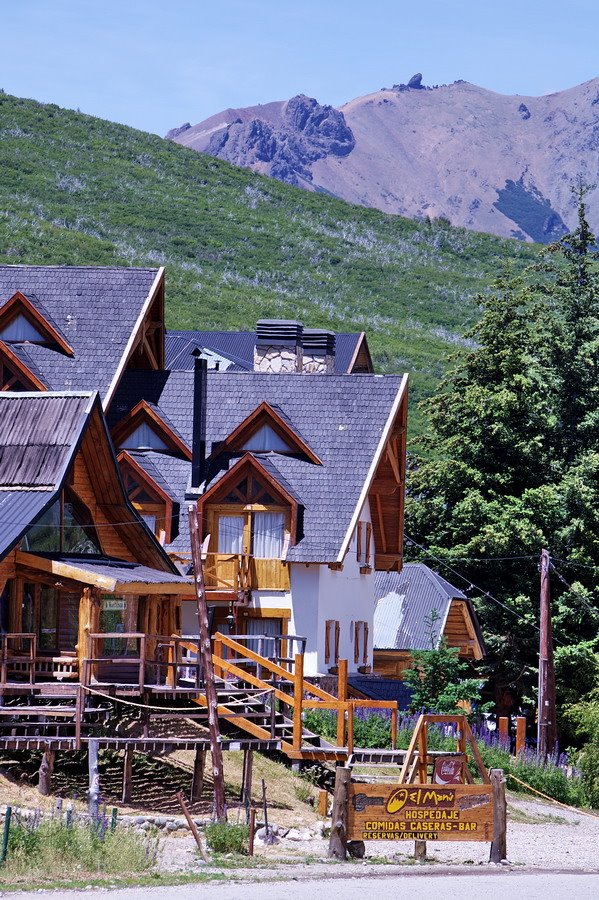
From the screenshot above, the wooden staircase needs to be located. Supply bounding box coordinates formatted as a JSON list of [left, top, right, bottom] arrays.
[[191, 632, 399, 762]]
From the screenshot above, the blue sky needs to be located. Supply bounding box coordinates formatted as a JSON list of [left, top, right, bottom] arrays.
[[1, 0, 598, 136]]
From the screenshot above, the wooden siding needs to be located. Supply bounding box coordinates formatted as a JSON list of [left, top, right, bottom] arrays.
[[368, 385, 408, 572]]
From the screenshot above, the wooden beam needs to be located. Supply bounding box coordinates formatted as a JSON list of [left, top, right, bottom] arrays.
[[376, 494, 387, 553]]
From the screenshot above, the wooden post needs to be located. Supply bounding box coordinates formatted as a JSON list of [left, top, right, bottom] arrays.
[[38, 745, 55, 796], [240, 748, 253, 808], [391, 707, 398, 751], [293, 651, 304, 752], [88, 739, 100, 821], [515, 716, 526, 756], [415, 840, 427, 862], [122, 747, 133, 804], [176, 791, 208, 862], [347, 702, 354, 755], [318, 789, 328, 817], [191, 748, 206, 803], [489, 768, 507, 863], [498, 716, 509, 745], [415, 718, 428, 861], [328, 765, 351, 860], [213, 635, 223, 680], [538, 548, 557, 758], [188, 505, 227, 822], [336, 658, 348, 747], [75, 685, 83, 750], [248, 806, 256, 856]]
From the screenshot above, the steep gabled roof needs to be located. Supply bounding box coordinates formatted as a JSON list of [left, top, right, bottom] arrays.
[[373, 563, 481, 652], [164, 329, 370, 374], [0, 266, 163, 402], [112, 370, 406, 563], [0, 391, 178, 572]]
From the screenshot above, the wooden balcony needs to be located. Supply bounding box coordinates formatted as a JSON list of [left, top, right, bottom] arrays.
[[203, 552, 290, 594]]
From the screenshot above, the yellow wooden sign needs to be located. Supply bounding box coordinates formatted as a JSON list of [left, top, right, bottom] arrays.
[[347, 783, 494, 842]]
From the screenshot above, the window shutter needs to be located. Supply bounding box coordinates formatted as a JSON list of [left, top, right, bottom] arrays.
[[363, 622, 369, 665], [356, 521, 363, 562], [366, 523, 372, 566], [325, 620, 331, 665], [354, 622, 360, 664], [334, 621, 340, 664]]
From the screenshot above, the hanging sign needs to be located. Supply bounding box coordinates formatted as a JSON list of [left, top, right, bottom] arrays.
[[347, 783, 494, 842], [433, 757, 463, 785], [102, 598, 126, 612]]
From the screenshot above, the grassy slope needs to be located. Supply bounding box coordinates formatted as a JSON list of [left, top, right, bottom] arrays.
[[0, 93, 537, 434]]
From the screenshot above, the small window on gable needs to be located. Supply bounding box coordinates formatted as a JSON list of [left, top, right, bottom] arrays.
[[120, 421, 169, 451], [0, 314, 46, 344], [241, 423, 291, 453]]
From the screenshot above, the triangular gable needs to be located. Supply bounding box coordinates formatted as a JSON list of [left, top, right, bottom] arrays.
[[216, 401, 322, 464], [111, 399, 192, 460], [118, 449, 178, 545], [199, 452, 301, 544], [0, 342, 47, 391], [0, 291, 74, 357]]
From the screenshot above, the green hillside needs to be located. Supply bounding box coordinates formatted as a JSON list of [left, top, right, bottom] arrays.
[[0, 92, 537, 434]]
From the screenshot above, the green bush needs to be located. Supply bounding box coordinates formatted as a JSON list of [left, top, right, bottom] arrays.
[[205, 822, 249, 855], [2, 819, 157, 880]]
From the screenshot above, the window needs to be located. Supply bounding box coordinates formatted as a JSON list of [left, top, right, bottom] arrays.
[[0, 314, 46, 344], [119, 421, 169, 452], [325, 619, 340, 666], [241, 423, 291, 453], [210, 470, 291, 560], [356, 521, 372, 568], [252, 511, 285, 558], [353, 620, 369, 665], [22, 490, 100, 554]]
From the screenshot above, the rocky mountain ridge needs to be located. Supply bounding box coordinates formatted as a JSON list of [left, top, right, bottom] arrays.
[[167, 75, 599, 241]]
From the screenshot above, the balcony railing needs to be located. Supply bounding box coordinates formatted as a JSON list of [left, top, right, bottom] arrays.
[[203, 552, 290, 592]]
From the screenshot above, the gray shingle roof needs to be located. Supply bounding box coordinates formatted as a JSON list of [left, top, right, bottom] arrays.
[[374, 563, 467, 651], [112, 370, 406, 563], [0, 392, 94, 556], [0, 266, 160, 400], [165, 330, 364, 374]]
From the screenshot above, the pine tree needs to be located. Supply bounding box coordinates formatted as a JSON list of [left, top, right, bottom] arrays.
[[406, 191, 599, 711]]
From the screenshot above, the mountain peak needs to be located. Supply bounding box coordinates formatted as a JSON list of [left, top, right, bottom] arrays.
[[168, 77, 599, 241]]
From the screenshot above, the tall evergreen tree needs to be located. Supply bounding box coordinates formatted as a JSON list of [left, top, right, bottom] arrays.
[[406, 191, 599, 713]]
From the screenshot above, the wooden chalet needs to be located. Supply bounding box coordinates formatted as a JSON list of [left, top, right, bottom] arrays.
[[0, 269, 406, 765], [0, 391, 197, 694], [372, 564, 485, 679]]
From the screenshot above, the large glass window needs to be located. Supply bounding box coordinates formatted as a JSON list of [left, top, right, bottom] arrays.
[[22, 491, 100, 555]]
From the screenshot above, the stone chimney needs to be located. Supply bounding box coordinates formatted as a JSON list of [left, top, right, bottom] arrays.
[[254, 320, 303, 373], [302, 329, 336, 374]]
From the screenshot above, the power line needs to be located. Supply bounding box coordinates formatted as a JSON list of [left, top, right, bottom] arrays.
[[404, 534, 543, 635]]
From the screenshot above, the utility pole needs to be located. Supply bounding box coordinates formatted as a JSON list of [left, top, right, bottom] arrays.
[[538, 548, 557, 758], [188, 504, 227, 822]]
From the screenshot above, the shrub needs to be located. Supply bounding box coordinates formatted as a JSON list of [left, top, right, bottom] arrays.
[[205, 822, 249, 855], [2, 818, 157, 880]]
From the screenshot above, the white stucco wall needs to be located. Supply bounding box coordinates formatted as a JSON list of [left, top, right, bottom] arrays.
[[181, 500, 376, 678]]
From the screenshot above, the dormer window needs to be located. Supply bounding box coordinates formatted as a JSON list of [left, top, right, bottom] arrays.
[[0, 291, 74, 357], [0, 344, 46, 392], [120, 422, 169, 452], [217, 401, 321, 464], [111, 400, 191, 460], [0, 314, 46, 344], [118, 450, 176, 545], [241, 423, 291, 453]]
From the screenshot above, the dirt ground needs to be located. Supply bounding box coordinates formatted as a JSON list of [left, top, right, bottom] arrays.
[[0, 748, 321, 826]]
